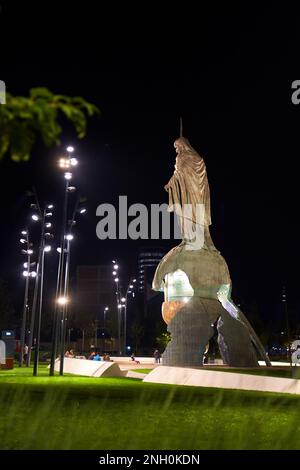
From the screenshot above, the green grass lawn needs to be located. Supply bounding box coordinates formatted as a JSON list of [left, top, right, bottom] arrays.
[[132, 368, 152, 374], [1, 365, 300, 450]]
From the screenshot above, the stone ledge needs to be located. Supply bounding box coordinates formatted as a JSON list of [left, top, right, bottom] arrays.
[[144, 366, 300, 395]]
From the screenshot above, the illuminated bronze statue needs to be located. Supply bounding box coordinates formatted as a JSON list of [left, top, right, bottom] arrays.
[[165, 137, 215, 250], [153, 134, 271, 368]]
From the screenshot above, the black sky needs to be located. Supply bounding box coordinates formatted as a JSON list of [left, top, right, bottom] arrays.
[[0, 2, 300, 324]]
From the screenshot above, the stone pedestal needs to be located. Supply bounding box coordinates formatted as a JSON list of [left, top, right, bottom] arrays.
[[162, 297, 258, 368]]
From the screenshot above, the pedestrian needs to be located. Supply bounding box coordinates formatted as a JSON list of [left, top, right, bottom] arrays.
[[23, 344, 29, 364], [153, 349, 161, 364], [130, 353, 140, 364], [93, 352, 101, 361]]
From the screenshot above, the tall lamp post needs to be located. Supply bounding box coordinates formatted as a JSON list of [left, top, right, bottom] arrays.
[[112, 261, 122, 355], [59, 233, 73, 376], [26, 192, 53, 368], [103, 306, 109, 352], [59, 201, 86, 376], [103, 306, 109, 331], [58, 295, 69, 375], [33, 205, 53, 377], [49, 146, 78, 376], [122, 278, 136, 355], [19, 230, 35, 367], [282, 286, 292, 370]]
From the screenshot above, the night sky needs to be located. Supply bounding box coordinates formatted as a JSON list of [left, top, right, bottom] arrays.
[[0, 3, 300, 328]]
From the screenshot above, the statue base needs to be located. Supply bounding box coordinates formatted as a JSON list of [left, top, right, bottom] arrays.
[[162, 297, 258, 368]]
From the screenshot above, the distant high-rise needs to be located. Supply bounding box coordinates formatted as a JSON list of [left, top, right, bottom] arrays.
[[138, 247, 166, 293]]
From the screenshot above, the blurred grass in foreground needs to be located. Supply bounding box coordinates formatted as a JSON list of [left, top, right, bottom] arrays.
[[1, 366, 300, 450]]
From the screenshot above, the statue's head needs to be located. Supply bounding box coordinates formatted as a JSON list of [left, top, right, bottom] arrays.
[[174, 137, 195, 154]]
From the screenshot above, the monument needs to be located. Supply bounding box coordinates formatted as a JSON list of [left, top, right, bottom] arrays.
[[152, 134, 271, 368]]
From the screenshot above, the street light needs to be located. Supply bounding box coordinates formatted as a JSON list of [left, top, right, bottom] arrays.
[[112, 260, 122, 355], [19, 229, 32, 367], [123, 277, 137, 355], [50, 149, 86, 376], [102, 306, 109, 353], [50, 148, 77, 377], [70, 158, 78, 166], [282, 286, 293, 371], [58, 198, 86, 375], [22, 190, 55, 369], [33, 205, 54, 376], [104, 306, 109, 322]]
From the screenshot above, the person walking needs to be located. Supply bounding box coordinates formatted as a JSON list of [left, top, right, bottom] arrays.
[[23, 344, 29, 364], [153, 349, 161, 364]]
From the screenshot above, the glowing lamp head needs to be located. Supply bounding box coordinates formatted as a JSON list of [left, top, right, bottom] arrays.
[[66, 146, 74, 153], [70, 158, 78, 166], [57, 296, 68, 305], [64, 172, 72, 180], [59, 158, 70, 169], [66, 234, 74, 241]]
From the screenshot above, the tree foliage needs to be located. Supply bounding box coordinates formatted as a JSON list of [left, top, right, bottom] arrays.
[[155, 331, 171, 350], [0, 87, 100, 161]]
